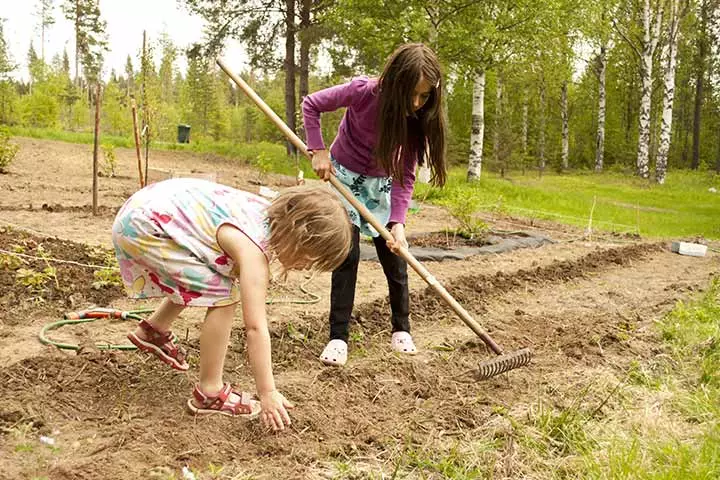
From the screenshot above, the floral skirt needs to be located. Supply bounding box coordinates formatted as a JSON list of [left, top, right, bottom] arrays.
[[332, 158, 392, 238]]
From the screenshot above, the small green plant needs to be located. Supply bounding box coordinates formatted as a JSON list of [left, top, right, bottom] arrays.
[[0, 251, 24, 270], [92, 268, 122, 290], [255, 151, 274, 183], [16, 266, 57, 294], [448, 197, 488, 240], [0, 126, 19, 173], [349, 330, 365, 343], [101, 143, 117, 177]]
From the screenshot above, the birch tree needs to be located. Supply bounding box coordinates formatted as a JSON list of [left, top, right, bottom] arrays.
[[614, 0, 665, 178], [443, 0, 546, 181], [594, 43, 607, 171], [656, 0, 687, 183], [580, 0, 616, 172]]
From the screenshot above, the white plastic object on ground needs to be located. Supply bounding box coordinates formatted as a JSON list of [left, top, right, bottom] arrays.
[[671, 241, 708, 257], [182, 466, 197, 480], [258, 186, 279, 199]]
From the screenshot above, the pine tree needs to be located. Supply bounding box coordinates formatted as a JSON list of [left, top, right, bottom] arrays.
[[62, 0, 108, 84], [35, 0, 55, 63]]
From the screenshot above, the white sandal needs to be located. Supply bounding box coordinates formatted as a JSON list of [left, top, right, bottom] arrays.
[[391, 331, 417, 355], [320, 339, 348, 366]]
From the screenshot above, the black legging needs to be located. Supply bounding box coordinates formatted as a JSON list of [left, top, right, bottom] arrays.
[[329, 225, 410, 342]]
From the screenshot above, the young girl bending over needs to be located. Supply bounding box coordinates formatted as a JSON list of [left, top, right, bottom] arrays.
[[302, 43, 448, 366], [112, 178, 351, 429]]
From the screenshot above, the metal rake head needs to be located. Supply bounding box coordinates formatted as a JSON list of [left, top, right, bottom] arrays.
[[476, 348, 532, 380]]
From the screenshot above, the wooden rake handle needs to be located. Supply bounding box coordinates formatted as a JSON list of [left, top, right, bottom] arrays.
[[216, 58, 503, 355]]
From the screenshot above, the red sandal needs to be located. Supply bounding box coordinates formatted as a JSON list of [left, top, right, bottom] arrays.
[[127, 320, 189, 371], [186, 383, 261, 418]]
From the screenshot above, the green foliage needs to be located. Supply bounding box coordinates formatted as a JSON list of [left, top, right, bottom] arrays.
[[100, 143, 116, 177], [0, 126, 18, 172], [446, 195, 489, 239], [91, 268, 121, 290], [16, 266, 57, 294]]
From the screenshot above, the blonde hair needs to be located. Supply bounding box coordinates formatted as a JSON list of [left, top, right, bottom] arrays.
[[266, 184, 352, 272]]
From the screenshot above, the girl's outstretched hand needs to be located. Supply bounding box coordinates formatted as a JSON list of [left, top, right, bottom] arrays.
[[258, 390, 295, 431], [310, 149, 334, 181], [387, 223, 409, 255]]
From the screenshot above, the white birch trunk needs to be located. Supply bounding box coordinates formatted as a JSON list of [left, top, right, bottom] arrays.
[[561, 80, 569, 170], [595, 45, 607, 172], [467, 70, 485, 181], [656, 0, 681, 184], [637, 0, 663, 178], [418, 9, 439, 185]]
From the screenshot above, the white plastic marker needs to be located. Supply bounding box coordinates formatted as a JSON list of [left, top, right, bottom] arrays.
[[671, 242, 708, 257]]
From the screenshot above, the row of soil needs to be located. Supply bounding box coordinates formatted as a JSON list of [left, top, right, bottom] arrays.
[[0, 227, 124, 325]]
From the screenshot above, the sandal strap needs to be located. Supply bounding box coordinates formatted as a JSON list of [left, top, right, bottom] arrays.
[[138, 320, 187, 363], [193, 383, 255, 415]]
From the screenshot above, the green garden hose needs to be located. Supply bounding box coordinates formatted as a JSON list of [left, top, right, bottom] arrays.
[[39, 308, 154, 351], [40, 273, 322, 351]]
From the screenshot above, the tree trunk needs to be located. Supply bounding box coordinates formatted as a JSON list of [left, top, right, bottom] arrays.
[[494, 75, 502, 175], [561, 80, 569, 170], [539, 78, 546, 175], [691, 1, 708, 170], [92, 82, 102, 216], [656, 0, 681, 184], [636, 0, 662, 178], [522, 95, 528, 155], [595, 45, 607, 172], [637, 46, 653, 178], [299, 0, 311, 101], [467, 70, 485, 181], [522, 94, 528, 175], [74, 0, 80, 85], [284, 0, 297, 156], [418, 4, 440, 184]]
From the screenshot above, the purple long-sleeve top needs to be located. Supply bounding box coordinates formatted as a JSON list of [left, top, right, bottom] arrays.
[[302, 76, 417, 225]]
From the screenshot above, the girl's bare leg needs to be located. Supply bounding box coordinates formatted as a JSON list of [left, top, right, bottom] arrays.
[[133, 297, 185, 339], [198, 303, 237, 395]]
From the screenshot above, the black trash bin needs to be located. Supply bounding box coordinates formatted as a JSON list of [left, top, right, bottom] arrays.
[[177, 124, 191, 144]]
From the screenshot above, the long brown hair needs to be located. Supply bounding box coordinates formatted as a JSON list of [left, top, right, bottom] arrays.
[[376, 43, 447, 186]]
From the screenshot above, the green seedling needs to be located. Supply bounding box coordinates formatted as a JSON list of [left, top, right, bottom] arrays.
[[92, 268, 122, 289], [16, 266, 57, 294]]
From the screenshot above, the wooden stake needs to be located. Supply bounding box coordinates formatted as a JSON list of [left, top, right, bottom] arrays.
[[92, 82, 102, 216], [131, 98, 144, 188], [141, 30, 149, 186]]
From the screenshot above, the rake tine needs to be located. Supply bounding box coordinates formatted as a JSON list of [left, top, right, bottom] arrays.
[[476, 348, 533, 381]]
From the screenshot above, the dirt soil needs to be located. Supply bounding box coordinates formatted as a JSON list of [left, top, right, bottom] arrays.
[[0, 137, 718, 479]]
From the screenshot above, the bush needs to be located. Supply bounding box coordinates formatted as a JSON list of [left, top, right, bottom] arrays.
[[0, 127, 19, 173]]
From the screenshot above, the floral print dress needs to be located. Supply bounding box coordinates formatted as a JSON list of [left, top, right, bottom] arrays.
[[112, 178, 270, 307]]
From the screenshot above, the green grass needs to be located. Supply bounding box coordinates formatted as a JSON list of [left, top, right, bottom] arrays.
[[8, 126, 312, 178], [581, 279, 720, 479], [415, 168, 720, 239]]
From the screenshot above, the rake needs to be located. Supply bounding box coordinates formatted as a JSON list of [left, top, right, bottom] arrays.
[[217, 59, 532, 380]]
